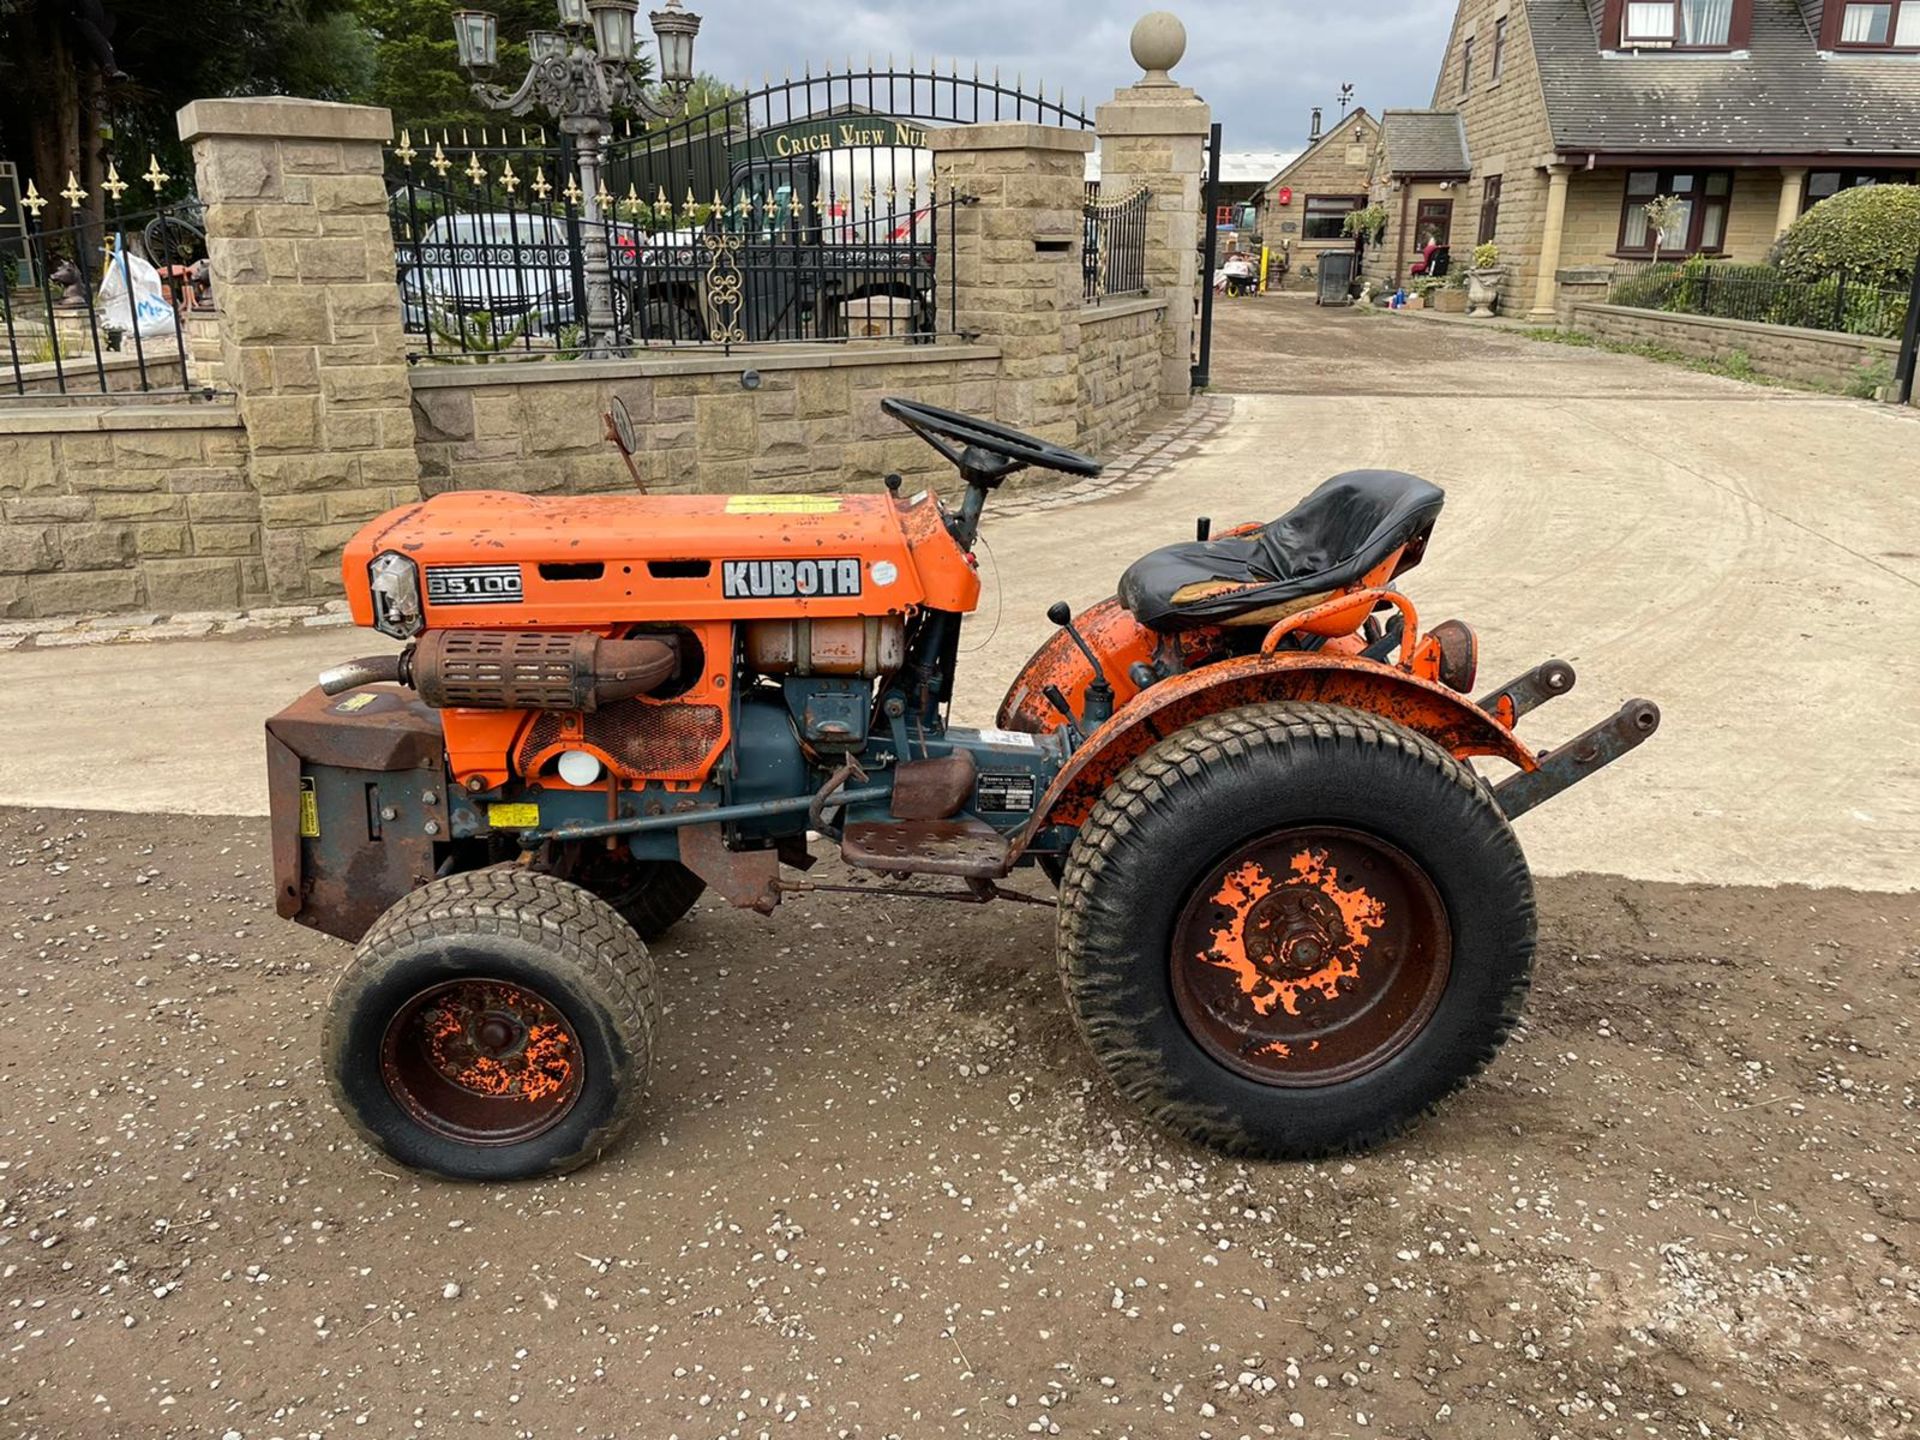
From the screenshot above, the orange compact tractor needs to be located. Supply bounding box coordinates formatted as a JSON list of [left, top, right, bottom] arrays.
[[269, 399, 1659, 1180]]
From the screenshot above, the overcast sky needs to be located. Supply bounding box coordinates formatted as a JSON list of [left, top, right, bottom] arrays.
[[683, 1, 1459, 155]]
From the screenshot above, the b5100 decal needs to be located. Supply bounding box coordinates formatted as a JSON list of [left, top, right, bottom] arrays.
[[427, 565, 524, 605]]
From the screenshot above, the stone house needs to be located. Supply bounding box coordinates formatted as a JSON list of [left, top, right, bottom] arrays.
[[1377, 0, 1920, 316], [1368, 110, 1474, 285], [1255, 109, 1380, 285]]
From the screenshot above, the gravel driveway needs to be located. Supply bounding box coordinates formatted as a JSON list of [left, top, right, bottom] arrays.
[[2, 810, 1915, 1440]]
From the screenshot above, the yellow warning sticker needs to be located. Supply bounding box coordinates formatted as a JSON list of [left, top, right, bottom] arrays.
[[489, 803, 542, 830], [334, 693, 378, 714], [298, 777, 320, 839], [724, 495, 843, 515]]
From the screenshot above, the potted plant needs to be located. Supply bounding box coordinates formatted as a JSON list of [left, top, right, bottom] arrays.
[[1430, 272, 1470, 314], [1466, 241, 1504, 318]]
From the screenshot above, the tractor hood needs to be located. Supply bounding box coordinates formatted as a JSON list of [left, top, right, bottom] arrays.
[[342, 489, 981, 630]]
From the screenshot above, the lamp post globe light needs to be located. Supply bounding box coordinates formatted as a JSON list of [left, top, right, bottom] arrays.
[[453, 0, 702, 351]]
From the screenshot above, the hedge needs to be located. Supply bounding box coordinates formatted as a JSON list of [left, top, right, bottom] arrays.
[[1769, 184, 1920, 290]]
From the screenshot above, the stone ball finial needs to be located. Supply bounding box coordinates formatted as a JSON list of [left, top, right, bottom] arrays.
[[1130, 11, 1187, 84]]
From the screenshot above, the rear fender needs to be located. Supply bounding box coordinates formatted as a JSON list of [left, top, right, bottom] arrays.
[[1019, 652, 1538, 838], [996, 596, 1178, 734]]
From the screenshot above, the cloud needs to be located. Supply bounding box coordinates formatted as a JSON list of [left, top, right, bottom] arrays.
[[680, 0, 1458, 151]]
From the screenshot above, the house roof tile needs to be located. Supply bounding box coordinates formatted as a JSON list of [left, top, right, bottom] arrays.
[[1379, 108, 1473, 174], [1528, 0, 1920, 156]]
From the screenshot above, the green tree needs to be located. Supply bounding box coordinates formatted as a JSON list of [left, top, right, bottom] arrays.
[[0, 0, 373, 227]]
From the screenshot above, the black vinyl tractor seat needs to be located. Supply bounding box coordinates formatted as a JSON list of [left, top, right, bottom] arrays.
[[1119, 470, 1446, 632]]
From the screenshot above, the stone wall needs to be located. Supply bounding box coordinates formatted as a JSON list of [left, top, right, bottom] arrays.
[[1, 52, 1203, 622], [1571, 303, 1908, 398], [1434, 0, 1558, 314], [0, 406, 260, 618], [1075, 298, 1166, 458], [1558, 168, 1788, 273], [412, 346, 1004, 498]]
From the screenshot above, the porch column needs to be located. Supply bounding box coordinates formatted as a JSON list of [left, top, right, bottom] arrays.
[[1776, 168, 1808, 237], [1529, 164, 1572, 322]]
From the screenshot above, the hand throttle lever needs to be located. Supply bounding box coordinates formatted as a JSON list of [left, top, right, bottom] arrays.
[[1047, 602, 1116, 730]]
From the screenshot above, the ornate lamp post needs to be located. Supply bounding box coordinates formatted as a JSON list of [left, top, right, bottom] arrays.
[[453, 0, 701, 349]]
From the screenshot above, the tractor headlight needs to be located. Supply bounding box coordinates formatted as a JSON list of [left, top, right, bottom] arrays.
[[369, 552, 425, 639]]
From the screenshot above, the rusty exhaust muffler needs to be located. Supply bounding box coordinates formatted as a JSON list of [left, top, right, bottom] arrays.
[[319, 631, 680, 711]]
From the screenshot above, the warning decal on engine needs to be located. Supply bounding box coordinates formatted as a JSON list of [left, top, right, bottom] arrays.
[[722, 558, 863, 599], [489, 803, 542, 830], [298, 777, 320, 838], [976, 773, 1039, 814], [724, 495, 843, 515]]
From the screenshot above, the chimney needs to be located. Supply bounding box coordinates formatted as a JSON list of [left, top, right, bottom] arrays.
[[1309, 107, 1323, 143]]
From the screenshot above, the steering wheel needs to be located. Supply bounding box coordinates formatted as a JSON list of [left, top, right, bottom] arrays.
[[882, 397, 1103, 481]]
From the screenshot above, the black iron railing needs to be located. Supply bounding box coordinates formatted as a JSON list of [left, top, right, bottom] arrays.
[[1084, 183, 1149, 302], [388, 129, 969, 356], [1609, 259, 1911, 341], [1, 192, 211, 399]]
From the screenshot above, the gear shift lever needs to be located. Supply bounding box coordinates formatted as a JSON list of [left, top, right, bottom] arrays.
[[1047, 602, 1116, 729]]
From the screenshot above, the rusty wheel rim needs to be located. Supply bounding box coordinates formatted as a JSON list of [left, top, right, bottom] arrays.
[[379, 980, 584, 1146], [1170, 827, 1452, 1088]]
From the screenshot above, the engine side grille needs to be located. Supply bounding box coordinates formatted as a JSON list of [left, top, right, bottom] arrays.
[[516, 700, 726, 780]]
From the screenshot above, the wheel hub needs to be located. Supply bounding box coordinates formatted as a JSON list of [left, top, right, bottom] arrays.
[[381, 980, 584, 1146], [1171, 828, 1451, 1087]]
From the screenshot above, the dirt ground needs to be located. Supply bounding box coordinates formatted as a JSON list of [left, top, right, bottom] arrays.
[[2, 807, 1915, 1440]]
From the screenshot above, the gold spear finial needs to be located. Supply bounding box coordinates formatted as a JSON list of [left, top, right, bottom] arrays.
[[430, 143, 452, 177], [60, 171, 87, 207], [101, 163, 129, 202], [531, 165, 553, 201], [500, 158, 520, 194], [142, 154, 170, 193], [394, 128, 418, 164], [20, 180, 48, 218], [464, 151, 488, 185]]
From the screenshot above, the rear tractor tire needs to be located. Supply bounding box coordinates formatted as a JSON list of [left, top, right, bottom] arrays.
[[594, 860, 707, 941], [1056, 701, 1535, 1161], [324, 869, 657, 1181]]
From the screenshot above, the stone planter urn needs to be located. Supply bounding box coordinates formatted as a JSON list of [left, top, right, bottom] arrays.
[[1466, 267, 1505, 318]]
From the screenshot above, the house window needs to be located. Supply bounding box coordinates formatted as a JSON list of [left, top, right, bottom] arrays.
[[1477, 175, 1503, 246], [1835, 1, 1920, 45], [1491, 17, 1509, 79], [1460, 35, 1476, 93], [1623, 0, 1737, 46], [1415, 199, 1455, 249], [1302, 195, 1365, 242], [1805, 169, 1919, 210], [1618, 170, 1733, 254]]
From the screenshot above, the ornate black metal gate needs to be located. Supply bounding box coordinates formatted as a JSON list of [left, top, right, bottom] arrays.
[[1191, 120, 1223, 391], [389, 63, 1095, 358]]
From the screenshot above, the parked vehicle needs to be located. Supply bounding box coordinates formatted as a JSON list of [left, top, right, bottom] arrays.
[[626, 142, 939, 342], [398, 210, 584, 343], [269, 397, 1661, 1182]]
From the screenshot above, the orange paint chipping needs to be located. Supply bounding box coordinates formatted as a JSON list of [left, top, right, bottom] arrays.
[[1200, 849, 1387, 1018], [422, 990, 576, 1103]]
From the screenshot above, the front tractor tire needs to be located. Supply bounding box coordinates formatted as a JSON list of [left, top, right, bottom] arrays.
[[1057, 702, 1535, 1161], [324, 869, 657, 1182]]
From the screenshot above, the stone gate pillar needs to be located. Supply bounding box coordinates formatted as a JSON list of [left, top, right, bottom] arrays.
[[1095, 13, 1211, 405], [178, 97, 423, 602], [928, 122, 1095, 445]]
